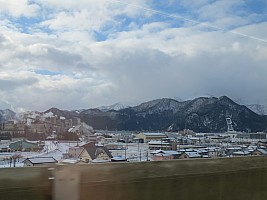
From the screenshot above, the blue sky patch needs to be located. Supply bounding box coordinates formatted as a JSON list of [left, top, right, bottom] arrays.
[[35, 69, 63, 76]]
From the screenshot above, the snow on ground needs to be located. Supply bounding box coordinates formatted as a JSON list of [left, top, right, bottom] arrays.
[[0, 141, 78, 168], [0, 141, 151, 167], [110, 143, 151, 161]]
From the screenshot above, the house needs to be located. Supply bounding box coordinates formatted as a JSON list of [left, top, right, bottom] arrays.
[[226, 147, 242, 156], [68, 146, 84, 158], [251, 149, 267, 156], [151, 150, 181, 161], [0, 121, 25, 138], [23, 157, 57, 166], [207, 147, 225, 158], [135, 133, 167, 143], [195, 149, 209, 157], [148, 140, 172, 150], [232, 150, 251, 157], [9, 140, 41, 151], [152, 153, 174, 161], [179, 152, 202, 159], [75, 142, 113, 163]]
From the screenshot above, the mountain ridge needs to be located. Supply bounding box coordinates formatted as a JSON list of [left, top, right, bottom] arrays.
[[79, 96, 267, 132], [1, 96, 266, 132]]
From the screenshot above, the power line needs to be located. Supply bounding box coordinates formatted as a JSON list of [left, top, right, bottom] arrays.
[[106, 0, 267, 44]]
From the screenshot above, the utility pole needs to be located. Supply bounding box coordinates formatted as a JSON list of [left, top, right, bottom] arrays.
[[9, 157, 12, 167], [124, 137, 128, 160]]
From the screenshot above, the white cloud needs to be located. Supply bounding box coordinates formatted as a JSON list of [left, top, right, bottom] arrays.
[[0, 0, 39, 17], [0, 0, 266, 111]]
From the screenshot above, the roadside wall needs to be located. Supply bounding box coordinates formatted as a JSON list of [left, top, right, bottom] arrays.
[[1, 156, 267, 200]]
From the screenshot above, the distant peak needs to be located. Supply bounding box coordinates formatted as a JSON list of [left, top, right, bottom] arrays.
[[218, 96, 235, 103], [45, 107, 63, 113], [97, 103, 130, 111]]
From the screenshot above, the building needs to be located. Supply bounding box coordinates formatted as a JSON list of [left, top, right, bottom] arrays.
[[152, 153, 174, 161], [206, 147, 225, 158], [104, 143, 124, 150], [151, 150, 181, 161], [232, 150, 251, 157], [179, 152, 202, 159], [9, 140, 42, 151], [68, 146, 84, 158], [23, 157, 57, 166], [135, 133, 167, 143], [236, 132, 267, 140], [148, 140, 171, 150], [78, 142, 113, 163], [226, 147, 243, 156], [251, 149, 267, 156], [0, 121, 25, 138]]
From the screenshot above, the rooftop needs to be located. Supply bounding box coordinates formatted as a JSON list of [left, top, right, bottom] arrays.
[[24, 157, 57, 164]]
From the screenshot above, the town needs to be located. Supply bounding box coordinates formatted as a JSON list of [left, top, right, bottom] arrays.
[[0, 112, 266, 167]]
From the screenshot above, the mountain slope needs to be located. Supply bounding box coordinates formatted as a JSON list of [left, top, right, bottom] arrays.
[[97, 103, 129, 112], [0, 109, 17, 122], [44, 107, 79, 119], [246, 104, 267, 115], [1, 96, 266, 133], [79, 96, 267, 132]]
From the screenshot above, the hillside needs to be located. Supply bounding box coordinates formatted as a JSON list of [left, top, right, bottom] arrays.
[[1, 96, 267, 132], [79, 96, 267, 132]]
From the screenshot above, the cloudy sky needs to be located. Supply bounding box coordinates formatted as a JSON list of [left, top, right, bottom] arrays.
[[0, 0, 267, 112]]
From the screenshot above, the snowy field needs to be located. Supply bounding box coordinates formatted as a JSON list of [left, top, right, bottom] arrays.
[[0, 141, 78, 168]]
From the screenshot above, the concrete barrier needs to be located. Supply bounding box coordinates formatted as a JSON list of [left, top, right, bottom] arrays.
[[0, 167, 52, 200], [76, 156, 267, 200], [1, 156, 267, 200]]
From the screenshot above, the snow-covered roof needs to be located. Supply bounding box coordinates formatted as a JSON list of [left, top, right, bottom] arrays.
[[256, 149, 267, 155], [91, 159, 111, 163], [233, 151, 250, 155], [81, 142, 113, 160], [25, 157, 57, 164], [0, 144, 9, 149], [143, 133, 167, 137], [162, 150, 180, 155], [61, 158, 80, 164], [151, 150, 180, 155], [227, 147, 242, 151], [183, 152, 202, 158], [248, 145, 257, 150], [195, 149, 208, 154], [189, 137, 200, 140], [154, 153, 173, 157], [148, 141, 170, 145]]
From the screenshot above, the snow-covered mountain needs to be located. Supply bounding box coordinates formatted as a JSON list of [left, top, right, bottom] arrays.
[[80, 96, 267, 132], [246, 104, 267, 115], [97, 103, 129, 112], [1, 96, 267, 133], [0, 109, 17, 122], [16, 110, 56, 125]]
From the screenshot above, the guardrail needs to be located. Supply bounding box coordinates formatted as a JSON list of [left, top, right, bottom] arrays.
[[1, 156, 267, 200]]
